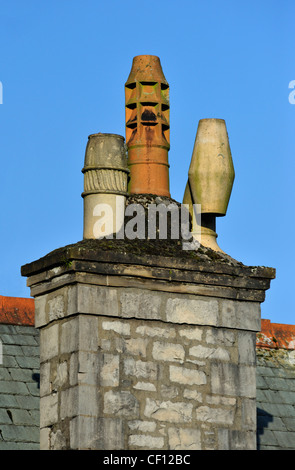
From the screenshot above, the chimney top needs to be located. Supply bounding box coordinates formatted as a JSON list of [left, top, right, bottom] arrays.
[[125, 55, 170, 196], [126, 55, 168, 86]]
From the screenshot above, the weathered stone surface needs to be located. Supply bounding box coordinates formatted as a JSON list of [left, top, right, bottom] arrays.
[[196, 405, 235, 425], [40, 394, 58, 427], [124, 357, 157, 380], [220, 299, 261, 331], [104, 390, 139, 418], [128, 420, 157, 432], [121, 290, 162, 319], [189, 344, 230, 361], [129, 434, 164, 449], [168, 427, 201, 450], [144, 398, 193, 423], [166, 297, 218, 326], [102, 320, 130, 336], [211, 363, 256, 398], [136, 324, 176, 339], [169, 365, 207, 385], [152, 341, 185, 363], [100, 354, 119, 387], [40, 324, 58, 362]]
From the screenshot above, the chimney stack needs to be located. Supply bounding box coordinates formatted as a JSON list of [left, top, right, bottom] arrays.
[[125, 55, 170, 197], [21, 56, 276, 451]]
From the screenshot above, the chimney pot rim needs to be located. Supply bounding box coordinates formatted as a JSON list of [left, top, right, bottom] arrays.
[[87, 133, 125, 141]]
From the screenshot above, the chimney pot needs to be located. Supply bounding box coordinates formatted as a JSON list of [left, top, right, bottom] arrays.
[[125, 55, 170, 197]]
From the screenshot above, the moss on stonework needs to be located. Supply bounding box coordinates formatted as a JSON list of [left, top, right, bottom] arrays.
[[22, 194, 277, 278], [33, 194, 244, 267]]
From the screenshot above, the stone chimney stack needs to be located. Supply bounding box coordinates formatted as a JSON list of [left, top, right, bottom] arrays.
[[21, 56, 276, 451], [125, 55, 170, 197]]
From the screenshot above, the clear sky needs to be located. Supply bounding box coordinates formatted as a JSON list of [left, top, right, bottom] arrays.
[[0, 1, 294, 325]]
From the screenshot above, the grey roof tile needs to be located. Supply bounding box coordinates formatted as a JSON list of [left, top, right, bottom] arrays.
[[0, 380, 29, 395], [15, 355, 39, 369], [0, 324, 40, 449], [0, 424, 39, 443], [0, 409, 13, 425], [6, 409, 35, 426], [0, 394, 19, 409], [274, 431, 295, 449], [15, 394, 39, 411], [257, 349, 295, 450], [284, 417, 295, 432]]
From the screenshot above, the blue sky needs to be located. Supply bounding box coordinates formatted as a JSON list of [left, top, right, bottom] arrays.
[[0, 1, 294, 325]]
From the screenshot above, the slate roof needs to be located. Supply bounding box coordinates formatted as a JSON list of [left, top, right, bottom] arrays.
[[256, 320, 295, 450], [0, 297, 39, 450]]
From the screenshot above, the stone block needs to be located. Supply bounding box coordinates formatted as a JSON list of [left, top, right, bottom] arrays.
[[196, 405, 235, 425], [60, 385, 99, 419], [241, 398, 256, 430], [166, 297, 218, 326], [104, 390, 139, 418], [48, 295, 65, 322], [168, 427, 201, 450], [136, 324, 176, 339], [100, 353, 120, 387], [238, 331, 257, 365], [129, 434, 164, 449], [211, 363, 256, 398], [78, 285, 119, 316], [120, 290, 162, 320], [169, 364, 207, 386], [40, 324, 59, 362], [133, 381, 156, 391], [115, 337, 148, 356], [34, 295, 47, 328], [70, 416, 101, 450], [144, 398, 193, 423], [124, 357, 157, 380], [205, 327, 235, 346], [76, 351, 100, 386], [78, 316, 99, 351], [218, 429, 256, 450], [40, 427, 50, 450], [128, 420, 157, 432], [60, 317, 79, 354], [51, 361, 68, 389], [102, 320, 130, 336], [178, 326, 203, 341], [40, 393, 58, 427], [152, 341, 185, 363], [220, 299, 260, 331], [189, 344, 230, 361]]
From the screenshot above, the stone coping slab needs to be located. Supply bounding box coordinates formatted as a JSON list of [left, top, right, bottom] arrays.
[[21, 239, 275, 280], [21, 239, 275, 304]]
